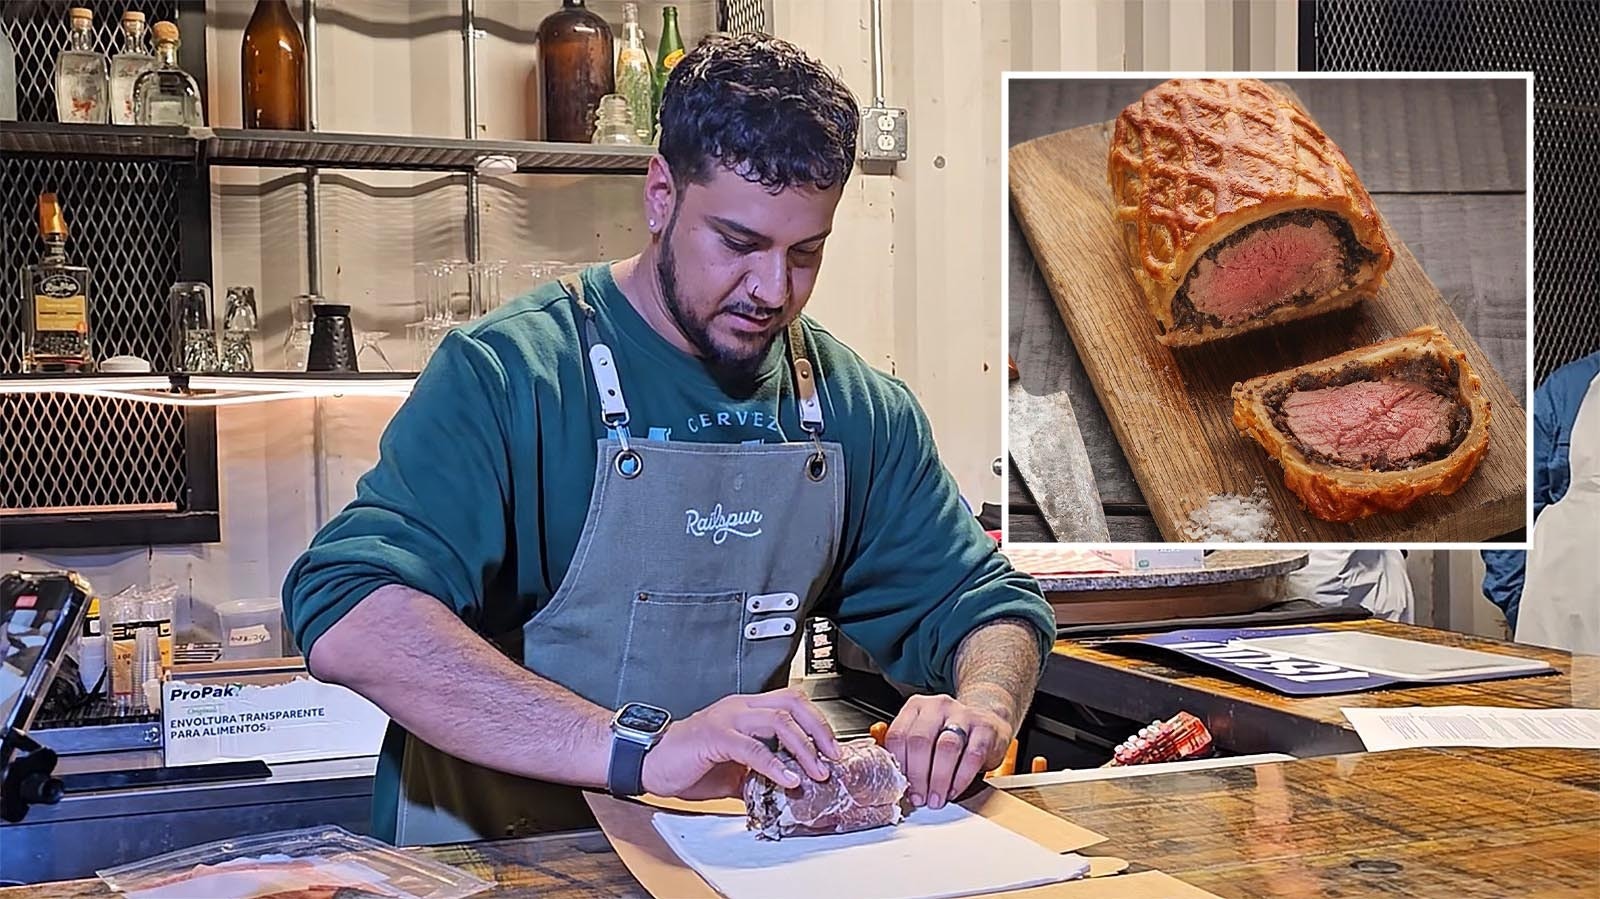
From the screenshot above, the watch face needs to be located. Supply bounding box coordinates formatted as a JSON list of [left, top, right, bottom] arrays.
[[618, 703, 670, 734]]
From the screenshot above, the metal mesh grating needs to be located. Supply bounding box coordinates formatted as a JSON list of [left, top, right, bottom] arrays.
[[1304, 0, 1600, 383], [3, 1, 191, 516], [2, 394, 187, 510], [718, 0, 767, 35]]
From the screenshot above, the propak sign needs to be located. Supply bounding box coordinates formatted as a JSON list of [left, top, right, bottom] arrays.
[[162, 676, 388, 766]]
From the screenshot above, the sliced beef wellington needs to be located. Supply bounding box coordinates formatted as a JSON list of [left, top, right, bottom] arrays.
[[1108, 78, 1395, 346], [1231, 326, 1491, 522], [742, 738, 908, 840]]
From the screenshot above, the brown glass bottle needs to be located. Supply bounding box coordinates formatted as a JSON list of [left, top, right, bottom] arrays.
[[242, 0, 307, 130], [539, 0, 615, 143]]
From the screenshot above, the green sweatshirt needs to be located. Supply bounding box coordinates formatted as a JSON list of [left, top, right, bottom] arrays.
[[281, 262, 1052, 836]]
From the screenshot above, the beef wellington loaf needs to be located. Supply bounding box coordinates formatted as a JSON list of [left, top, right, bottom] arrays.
[[1109, 78, 1395, 346], [742, 738, 909, 840], [1231, 326, 1491, 522]]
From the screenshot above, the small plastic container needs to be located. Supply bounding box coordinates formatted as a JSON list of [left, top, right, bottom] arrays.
[[188, 595, 286, 661], [97, 825, 491, 899]]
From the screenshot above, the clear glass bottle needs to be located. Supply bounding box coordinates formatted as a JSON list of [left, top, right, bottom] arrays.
[[23, 193, 95, 373], [615, 3, 654, 144], [1, 27, 17, 122], [56, 8, 108, 124], [108, 12, 157, 126], [133, 21, 203, 127]]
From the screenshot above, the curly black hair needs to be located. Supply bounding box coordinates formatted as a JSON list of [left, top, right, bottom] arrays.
[[658, 33, 859, 193]]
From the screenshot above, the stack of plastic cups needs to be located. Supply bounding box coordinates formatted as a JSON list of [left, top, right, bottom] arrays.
[[132, 626, 161, 713]]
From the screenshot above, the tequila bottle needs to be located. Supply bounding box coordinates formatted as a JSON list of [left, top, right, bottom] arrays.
[[23, 194, 95, 373], [615, 3, 654, 144], [133, 21, 203, 127], [109, 11, 157, 126], [55, 7, 108, 124]]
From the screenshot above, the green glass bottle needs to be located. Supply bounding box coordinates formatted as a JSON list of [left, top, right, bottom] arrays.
[[652, 6, 684, 124]]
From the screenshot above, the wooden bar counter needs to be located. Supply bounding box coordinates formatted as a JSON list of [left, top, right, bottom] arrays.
[[11, 747, 1597, 898], [1042, 619, 1597, 758]]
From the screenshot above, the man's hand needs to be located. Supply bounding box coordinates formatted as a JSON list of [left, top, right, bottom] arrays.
[[640, 688, 842, 800], [885, 693, 1014, 811]]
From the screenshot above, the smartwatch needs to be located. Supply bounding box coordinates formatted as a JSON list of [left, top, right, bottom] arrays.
[[608, 702, 672, 797]]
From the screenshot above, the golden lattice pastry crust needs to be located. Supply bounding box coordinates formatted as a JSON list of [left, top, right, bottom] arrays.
[[1231, 326, 1490, 523], [1109, 79, 1395, 345]]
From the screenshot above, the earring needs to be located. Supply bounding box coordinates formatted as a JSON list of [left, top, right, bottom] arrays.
[[649, 218, 657, 229]]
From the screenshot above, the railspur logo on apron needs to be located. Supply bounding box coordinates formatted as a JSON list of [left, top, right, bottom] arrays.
[[684, 503, 765, 544]]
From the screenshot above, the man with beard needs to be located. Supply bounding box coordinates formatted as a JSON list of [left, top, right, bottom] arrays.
[[282, 34, 1052, 846]]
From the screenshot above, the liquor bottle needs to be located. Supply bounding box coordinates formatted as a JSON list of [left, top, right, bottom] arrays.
[[133, 21, 203, 126], [615, 2, 654, 144], [109, 11, 157, 126], [23, 193, 95, 373], [1, 27, 17, 121], [242, 0, 307, 130], [652, 6, 684, 117], [55, 8, 108, 124], [537, 0, 615, 143]]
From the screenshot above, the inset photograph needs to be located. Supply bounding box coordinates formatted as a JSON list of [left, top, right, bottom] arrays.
[[1006, 75, 1529, 544]]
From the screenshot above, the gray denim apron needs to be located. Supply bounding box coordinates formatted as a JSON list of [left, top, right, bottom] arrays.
[[393, 275, 845, 845]]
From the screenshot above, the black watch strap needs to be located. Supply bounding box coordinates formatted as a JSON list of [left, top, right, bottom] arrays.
[[608, 735, 649, 797]]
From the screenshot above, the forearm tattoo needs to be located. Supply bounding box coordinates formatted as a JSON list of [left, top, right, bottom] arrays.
[[953, 617, 1043, 732]]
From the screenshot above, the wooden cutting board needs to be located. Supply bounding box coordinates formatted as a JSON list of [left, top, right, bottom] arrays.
[[1008, 120, 1527, 543]]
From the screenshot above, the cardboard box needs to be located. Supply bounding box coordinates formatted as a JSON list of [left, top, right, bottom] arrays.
[[162, 671, 388, 766], [586, 788, 1222, 898]]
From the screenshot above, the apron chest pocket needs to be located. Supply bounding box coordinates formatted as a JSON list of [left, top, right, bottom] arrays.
[[616, 590, 745, 714]]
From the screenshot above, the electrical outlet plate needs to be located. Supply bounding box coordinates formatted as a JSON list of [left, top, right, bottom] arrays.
[[859, 106, 908, 161]]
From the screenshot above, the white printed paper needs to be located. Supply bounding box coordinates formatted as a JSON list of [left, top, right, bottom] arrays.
[[163, 677, 388, 766], [1239, 631, 1552, 681], [653, 802, 1089, 899], [1342, 706, 1600, 752]]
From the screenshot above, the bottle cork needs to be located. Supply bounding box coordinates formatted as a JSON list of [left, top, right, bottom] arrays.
[[151, 21, 180, 43], [122, 11, 146, 22], [69, 7, 93, 22], [38, 193, 67, 239]]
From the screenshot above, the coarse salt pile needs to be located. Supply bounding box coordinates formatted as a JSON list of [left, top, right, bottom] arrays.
[[1183, 483, 1277, 541]]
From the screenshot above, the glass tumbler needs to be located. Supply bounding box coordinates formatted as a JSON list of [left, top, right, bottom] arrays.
[[169, 281, 219, 373]]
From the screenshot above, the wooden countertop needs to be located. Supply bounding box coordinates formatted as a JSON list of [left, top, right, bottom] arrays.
[[1015, 549, 1308, 593], [1042, 619, 1595, 757], [13, 748, 1597, 899]]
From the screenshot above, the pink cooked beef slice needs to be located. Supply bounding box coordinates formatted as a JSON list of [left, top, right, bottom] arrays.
[[1187, 219, 1344, 324], [1282, 379, 1455, 465]]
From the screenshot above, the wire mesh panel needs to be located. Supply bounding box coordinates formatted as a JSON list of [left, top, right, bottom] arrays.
[[718, 0, 768, 35], [1, 394, 187, 511], [2, 1, 204, 529], [1302, 0, 1600, 383]]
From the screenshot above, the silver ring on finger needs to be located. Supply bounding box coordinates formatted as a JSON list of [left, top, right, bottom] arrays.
[[939, 724, 969, 742]]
